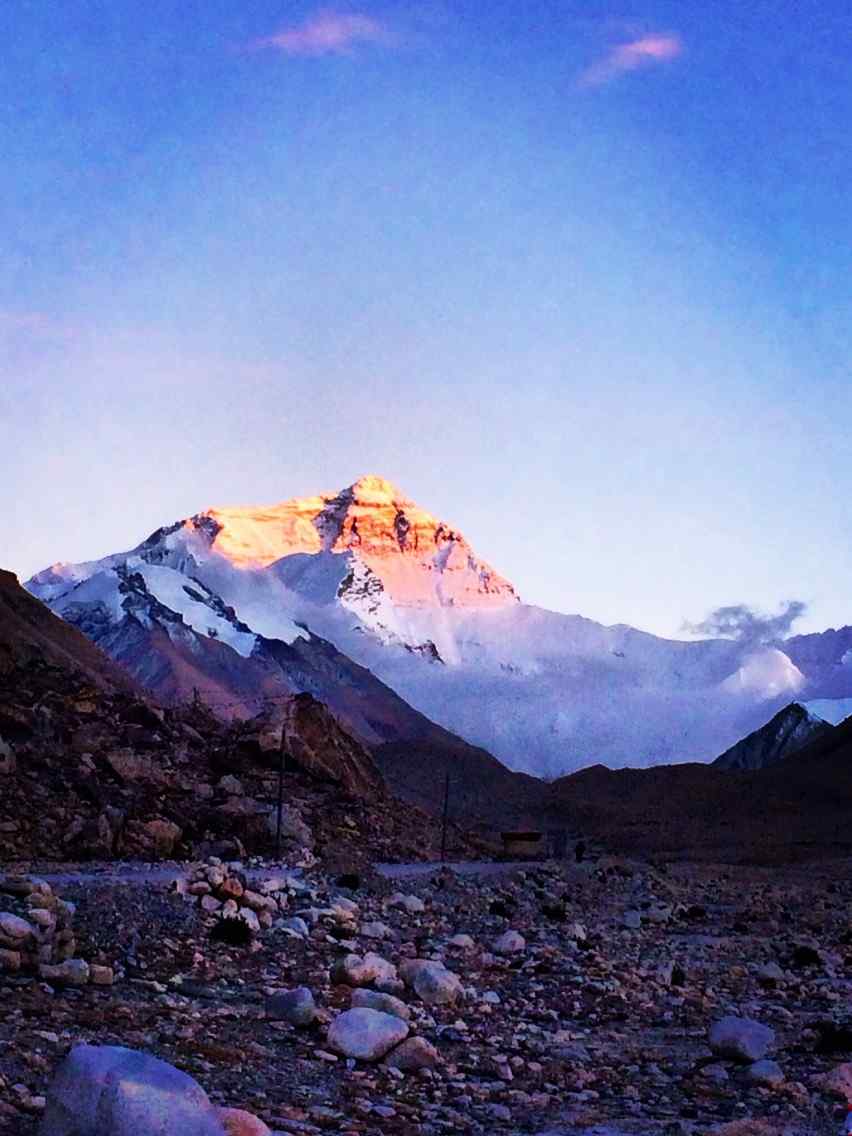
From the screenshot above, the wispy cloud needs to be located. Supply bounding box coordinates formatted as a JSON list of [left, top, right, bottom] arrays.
[[684, 601, 807, 647], [252, 9, 393, 58], [578, 33, 683, 88]]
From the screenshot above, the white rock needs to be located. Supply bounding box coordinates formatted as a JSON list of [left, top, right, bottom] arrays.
[[279, 916, 309, 937], [327, 1008, 409, 1062], [399, 959, 463, 1005], [388, 892, 425, 914]]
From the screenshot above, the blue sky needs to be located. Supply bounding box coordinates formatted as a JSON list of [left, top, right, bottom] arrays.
[[2, 1, 850, 638]]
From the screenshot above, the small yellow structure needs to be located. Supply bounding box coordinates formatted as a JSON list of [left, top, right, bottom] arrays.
[[500, 831, 544, 859]]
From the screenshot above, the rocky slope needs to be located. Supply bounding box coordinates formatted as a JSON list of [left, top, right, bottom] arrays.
[[0, 570, 482, 866]]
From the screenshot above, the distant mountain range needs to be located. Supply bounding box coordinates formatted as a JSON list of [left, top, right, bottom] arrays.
[[26, 474, 852, 778]]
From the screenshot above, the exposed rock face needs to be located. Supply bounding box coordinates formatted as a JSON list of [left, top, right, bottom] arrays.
[[201, 475, 519, 609], [714, 702, 834, 771], [258, 692, 385, 798], [0, 569, 481, 865]]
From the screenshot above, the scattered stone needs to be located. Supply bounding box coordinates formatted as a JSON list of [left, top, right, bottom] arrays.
[[493, 929, 525, 954], [0, 912, 34, 941], [813, 1062, 852, 1100], [327, 1008, 409, 1062], [360, 920, 392, 940], [448, 933, 475, 950], [757, 961, 785, 984], [39, 959, 90, 986], [351, 988, 411, 1021], [217, 1108, 271, 1135], [399, 958, 464, 1005], [746, 1059, 785, 1087], [331, 952, 397, 988], [279, 916, 309, 937], [709, 1016, 775, 1063], [265, 987, 317, 1027], [384, 1036, 440, 1071]]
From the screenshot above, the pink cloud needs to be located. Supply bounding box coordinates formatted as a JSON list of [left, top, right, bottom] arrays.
[[252, 10, 393, 57], [579, 33, 683, 88]]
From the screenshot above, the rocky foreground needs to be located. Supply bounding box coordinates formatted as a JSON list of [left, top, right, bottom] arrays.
[[3, 854, 852, 1135]]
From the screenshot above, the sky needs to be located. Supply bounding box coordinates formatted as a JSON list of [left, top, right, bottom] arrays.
[[2, 1, 851, 640]]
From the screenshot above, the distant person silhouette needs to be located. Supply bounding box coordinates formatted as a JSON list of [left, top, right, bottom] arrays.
[[574, 841, 586, 864]]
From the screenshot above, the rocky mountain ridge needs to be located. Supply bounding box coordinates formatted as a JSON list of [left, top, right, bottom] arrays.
[[713, 702, 835, 771]]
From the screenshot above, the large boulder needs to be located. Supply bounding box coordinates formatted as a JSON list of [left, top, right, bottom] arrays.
[[261, 693, 385, 798], [327, 1008, 409, 1062], [709, 1016, 775, 1063], [39, 1044, 225, 1136]]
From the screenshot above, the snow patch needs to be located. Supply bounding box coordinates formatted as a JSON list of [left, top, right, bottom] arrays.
[[126, 561, 258, 658], [721, 648, 805, 698]]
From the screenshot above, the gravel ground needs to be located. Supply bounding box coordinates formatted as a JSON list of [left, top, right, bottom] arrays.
[[2, 854, 851, 1135]]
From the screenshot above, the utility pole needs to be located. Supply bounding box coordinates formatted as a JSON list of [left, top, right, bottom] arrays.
[[440, 770, 450, 864], [275, 729, 286, 862]]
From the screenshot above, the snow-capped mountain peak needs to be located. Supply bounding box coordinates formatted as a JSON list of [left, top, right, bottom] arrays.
[[26, 476, 852, 778], [193, 475, 520, 612]]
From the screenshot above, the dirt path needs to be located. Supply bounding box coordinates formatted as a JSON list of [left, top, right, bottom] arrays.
[[13, 858, 542, 889]]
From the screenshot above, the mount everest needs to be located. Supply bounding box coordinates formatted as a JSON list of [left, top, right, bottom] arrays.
[[27, 475, 852, 778]]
